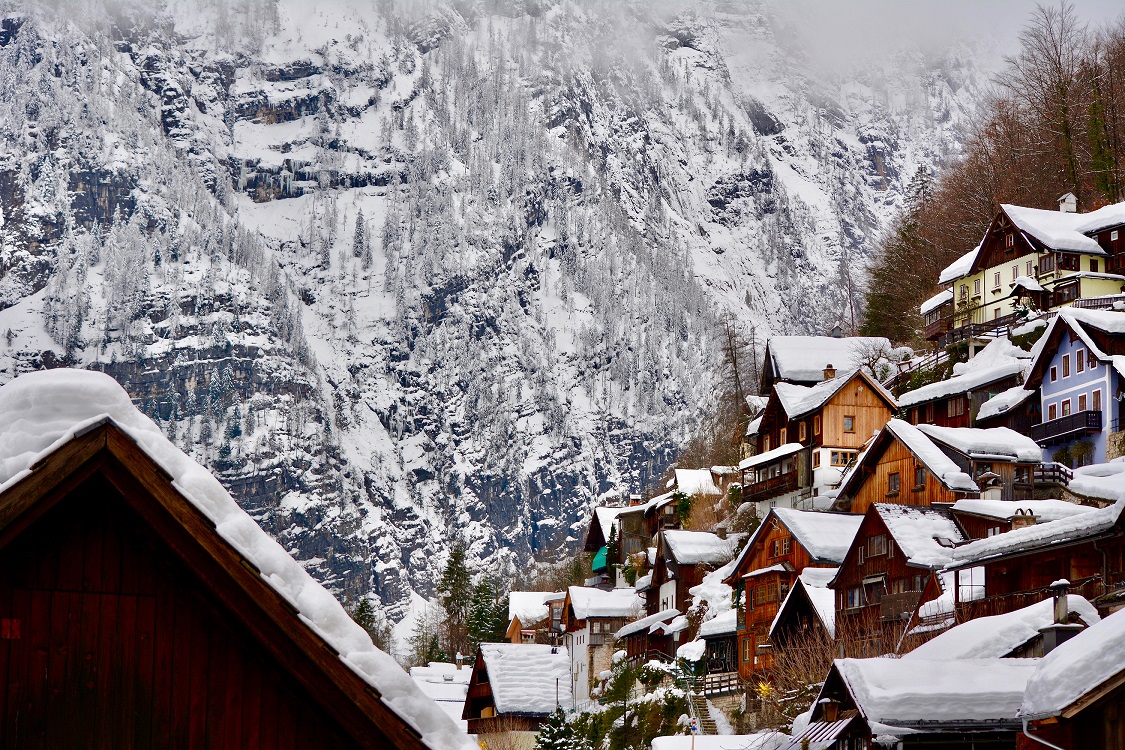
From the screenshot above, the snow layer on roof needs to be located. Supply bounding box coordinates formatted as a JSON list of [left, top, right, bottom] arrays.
[[916, 424, 1043, 463], [876, 504, 966, 567], [739, 442, 803, 470], [905, 596, 1099, 661], [899, 337, 1030, 408], [1022, 607, 1125, 718], [592, 505, 633, 544], [920, 289, 953, 315], [939, 246, 979, 283], [508, 591, 561, 627], [1012, 275, 1044, 292], [770, 567, 839, 640], [773, 508, 864, 563], [766, 336, 891, 383], [651, 732, 787, 750], [663, 530, 736, 566], [1075, 200, 1125, 233], [479, 644, 572, 715], [698, 608, 737, 638], [1004, 204, 1104, 254], [952, 499, 1095, 523], [977, 385, 1034, 421], [1069, 462, 1125, 505], [885, 420, 978, 492], [744, 413, 764, 438], [954, 337, 1033, 377], [615, 609, 680, 639], [675, 468, 721, 496], [567, 586, 643, 620], [410, 662, 472, 729], [689, 557, 738, 617], [836, 657, 1039, 726], [1058, 305, 1125, 335], [0, 370, 474, 750]]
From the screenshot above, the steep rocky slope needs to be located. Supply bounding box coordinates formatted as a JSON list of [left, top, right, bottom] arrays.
[[0, 0, 986, 622]]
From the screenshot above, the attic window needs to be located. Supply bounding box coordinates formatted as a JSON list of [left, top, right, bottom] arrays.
[[843, 416, 855, 433], [1005, 233, 1014, 248], [1113, 230, 1120, 241]]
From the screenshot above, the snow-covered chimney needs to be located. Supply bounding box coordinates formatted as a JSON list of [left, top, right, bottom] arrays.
[[1039, 580, 1084, 654], [823, 364, 836, 380], [716, 527, 727, 540], [1058, 192, 1077, 213]]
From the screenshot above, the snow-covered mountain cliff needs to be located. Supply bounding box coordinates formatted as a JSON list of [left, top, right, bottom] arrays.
[[0, 0, 987, 620]]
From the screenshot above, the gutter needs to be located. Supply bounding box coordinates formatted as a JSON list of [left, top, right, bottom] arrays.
[[1022, 717, 1067, 750]]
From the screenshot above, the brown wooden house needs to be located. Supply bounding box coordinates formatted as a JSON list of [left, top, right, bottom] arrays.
[[0, 418, 445, 750], [723, 508, 862, 679], [758, 335, 894, 394], [949, 499, 1095, 541], [648, 529, 736, 616], [463, 643, 572, 735], [899, 361, 1027, 429], [831, 503, 966, 652], [741, 368, 897, 511]]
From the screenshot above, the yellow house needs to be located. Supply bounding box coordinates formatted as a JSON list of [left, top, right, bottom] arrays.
[[925, 195, 1125, 344]]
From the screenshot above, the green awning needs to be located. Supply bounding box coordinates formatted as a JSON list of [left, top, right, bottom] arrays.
[[592, 545, 607, 573]]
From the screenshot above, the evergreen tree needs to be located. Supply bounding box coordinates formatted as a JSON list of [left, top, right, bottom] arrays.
[[535, 707, 582, 750], [353, 209, 367, 258], [439, 544, 473, 656], [351, 597, 376, 633]]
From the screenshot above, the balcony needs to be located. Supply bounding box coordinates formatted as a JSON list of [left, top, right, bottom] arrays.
[[1030, 410, 1102, 445], [880, 591, 923, 622], [744, 470, 799, 503]]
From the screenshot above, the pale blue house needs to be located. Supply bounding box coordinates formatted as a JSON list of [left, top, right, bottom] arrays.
[[1026, 308, 1125, 466]]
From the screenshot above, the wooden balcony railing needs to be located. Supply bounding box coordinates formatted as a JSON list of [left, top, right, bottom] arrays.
[[744, 470, 799, 503], [879, 590, 923, 622], [1033, 462, 1073, 486], [1030, 410, 1102, 445]]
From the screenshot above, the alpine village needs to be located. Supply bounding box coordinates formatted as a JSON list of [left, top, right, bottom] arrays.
[[6, 2, 1125, 750]]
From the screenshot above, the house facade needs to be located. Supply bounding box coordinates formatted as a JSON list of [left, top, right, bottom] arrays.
[[561, 586, 642, 704], [649, 530, 736, 616]]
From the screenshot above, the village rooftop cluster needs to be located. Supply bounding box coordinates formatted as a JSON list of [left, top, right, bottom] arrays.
[[464, 194, 1125, 750]]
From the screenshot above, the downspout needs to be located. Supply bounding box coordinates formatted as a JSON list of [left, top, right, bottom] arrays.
[[1022, 717, 1067, 750]]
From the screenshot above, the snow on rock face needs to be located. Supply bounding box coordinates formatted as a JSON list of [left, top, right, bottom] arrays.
[[904, 595, 1099, 661], [1022, 607, 1125, 718], [0, 370, 475, 750]]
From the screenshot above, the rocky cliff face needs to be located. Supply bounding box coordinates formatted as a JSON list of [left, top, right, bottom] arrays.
[[0, 0, 987, 623]]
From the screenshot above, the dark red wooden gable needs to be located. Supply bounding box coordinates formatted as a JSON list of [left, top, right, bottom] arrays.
[[0, 422, 431, 750]]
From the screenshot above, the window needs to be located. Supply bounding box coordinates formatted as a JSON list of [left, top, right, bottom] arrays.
[[947, 396, 966, 418], [799, 422, 807, 441], [974, 279, 981, 295], [843, 416, 855, 433], [1040, 254, 1055, 274], [1012, 265, 1019, 281], [914, 465, 926, 488], [1059, 253, 1080, 271], [846, 587, 863, 609], [925, 403, 934, 423], [887, 473, 900, 495], [831, 451, 856, 467], [960, 284, 968, 299], [1077, 349, 1085, 373], [1062, 354, 1070, 378], [813, 415, 821, 435], [987, 526, 1003, 537], [1094, 390, 1102, 412], [770, 538, 792, 558], [1005, 233, 1014, 248], [913, 575, 925, 591], [1113, 230, 1120, 241], [1049, 403, 1057, 420], [1062, 399, 1071, 417], [1089, 351, 1099, 370], [869, 535, 888, 556], [763, 436, 770, 452], [993, 307, 1000, 319], [993, 272, 1001, 289], [1056, 282, 1079, 304], [779, 427, 787, 444], [1050, 366, 1058, 383], [1091, 258, 1099, 273], [1027, 260, 1034, 276], [892, 578, 908, 594], [1079, 394, 1087, 411], [741, 637, 753, 663]]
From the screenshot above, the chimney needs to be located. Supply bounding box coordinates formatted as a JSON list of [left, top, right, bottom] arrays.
[[831, 324, 843, 338], [716, 527, 728, 540], [1058, 192, 1077, 213], [1039, 580, 1084, 654], [1011, 508, 1038, 530], [823, 364, 836, 380], [819, 697, 839, 722]]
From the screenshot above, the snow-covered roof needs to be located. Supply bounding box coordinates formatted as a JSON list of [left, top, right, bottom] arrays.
[[566, 586, 643, 620], [744, 563, 791, 579], [738, 442, 803, 471], [0, 370, 473, 750], [834, 657, 1039, 728], [698, 609, 737, 638], [884, 419, 978, 493], [1003, 204, 1106, 255], [939, 246, 980, 284], [651, 732, 787, 750], [915, 424, 1043, 463], [1075, 200, 1125, 233], [508, 591, 562, 627], [920, 289, 953, 315], [1021, 607, 1125, 719], [478, 644, 572, 715], [591, 505, 634, 545], [977, 385, 1034, 422], [875, 504, 966, 568], [764, 336, 892, 384], [674, 468, 721, 496], [1011, 275, 1044, 292], [662, 530, 736, 566], [773, 369, 896, 421], [950, 468, 1125, 567], [688, 557, 738, 616], [951, 499, 1095, 523], [904, 595, 1099, 661], [744, 413, 764, 438], [410, 662, 472, 729], [772, 508, 863, 563], [1027, 309, 1125, 386], [615, 608, 680, 639], [897, 361, 1025, 407]]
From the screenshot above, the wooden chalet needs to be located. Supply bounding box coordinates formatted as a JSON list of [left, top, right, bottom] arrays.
[[505, 591, 564, 644], [930, 197, 1125, 347], [741, 368, 897, 511], [899, 355, 1029, 429], [975, 382, 1042, 435], [766, 567, 836, 655], [0, 419, 447, 750], [949, 499, 1094, 541], [1019, 607, 1125, 749], [784, 657, 1036, 749], [648, 529, 736, 615], [463, 644, 571, 736], [723, 508, 862, 679], [562, 586, 642, 702], [614, 608, 681, 665], [831, 503, 966, 651], [834, 419, 1044, 517]]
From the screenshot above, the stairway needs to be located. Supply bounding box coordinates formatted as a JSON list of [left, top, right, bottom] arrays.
[[689, 693, 718, 735]]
